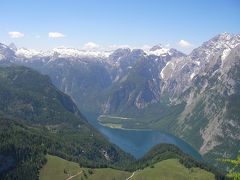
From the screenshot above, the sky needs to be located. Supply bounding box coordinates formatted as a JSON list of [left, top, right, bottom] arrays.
[[0, 0, 239, 53]]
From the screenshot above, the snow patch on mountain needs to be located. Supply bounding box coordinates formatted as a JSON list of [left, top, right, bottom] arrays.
[[147, 48, 170, 56], [190, 72, 195, 80], [52, 47, 112, 58], [146, 44, 170, 56], [16, 48, 52, 58], [14, 47, 113, 59], [221, 48, 231, 61], [160, 61, 174, 79]]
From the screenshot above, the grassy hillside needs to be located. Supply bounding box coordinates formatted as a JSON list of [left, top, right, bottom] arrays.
[[128, 144, 223, 177], [40, 155, 83, 180], [40, 155, 215, 180], [40, 144, 226, 180], [132, 159, 215, 180], [40, 155, 131, 180]]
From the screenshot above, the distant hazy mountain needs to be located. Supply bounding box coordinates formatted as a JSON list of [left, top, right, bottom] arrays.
[[0, 32, 239, 165]]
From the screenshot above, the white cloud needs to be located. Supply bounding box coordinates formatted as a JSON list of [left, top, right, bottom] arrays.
[[178, 40, 192, 48], [83, 42, 99, 50], [48, 32, 65, 38], [8, 31, 24, 38]]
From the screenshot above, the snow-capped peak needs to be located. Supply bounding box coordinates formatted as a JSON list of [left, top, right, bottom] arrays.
[[16, 48, 52, 58], [216, 32, 232, 41], [205, 33, 240, 50], [52, 47, 112, 58], [14, 46, 113, 59], [191, 33, 240, 62], [0, 43, 16, 60], [146, 44, 170, 56], [149, 44, 164, 51]]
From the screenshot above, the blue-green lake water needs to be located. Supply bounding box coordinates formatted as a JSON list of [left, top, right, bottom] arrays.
[[85, 113, 202, 160]]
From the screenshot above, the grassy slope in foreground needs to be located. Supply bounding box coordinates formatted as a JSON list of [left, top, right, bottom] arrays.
[[40, 155, 215, 180], [132, 159, 215, 180], [40, 155, 131, 180], [39, 155, 82, 180]]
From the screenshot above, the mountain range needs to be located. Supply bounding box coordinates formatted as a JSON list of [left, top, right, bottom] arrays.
[[0, 32, 240, 167]]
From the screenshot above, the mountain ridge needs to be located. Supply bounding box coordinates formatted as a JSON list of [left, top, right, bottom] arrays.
[[0, 32, 239, 166], [0, 66, 134, 179]]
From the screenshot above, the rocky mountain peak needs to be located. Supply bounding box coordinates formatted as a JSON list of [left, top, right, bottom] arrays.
[[190, 33, 240, 62], [214, 32, 232, 40], [168, 48, 186, 58], [109, 48, 131, 61], [149, 44, 164, 51], [0, 43, 16, 60], [147, 44, 170, 57], [206, 33, 239, 49]]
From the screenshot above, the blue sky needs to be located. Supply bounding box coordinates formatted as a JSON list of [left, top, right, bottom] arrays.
[[0, 0, 239, 53]]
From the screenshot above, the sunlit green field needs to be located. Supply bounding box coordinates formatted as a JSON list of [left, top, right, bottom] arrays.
[[100, 122, 123, 129], [97, 115, 133, 129], [39, 155, 83, 180], [40, 155, 215, 180], [132, 159, 215, 180], [39, 155, 131, 180]]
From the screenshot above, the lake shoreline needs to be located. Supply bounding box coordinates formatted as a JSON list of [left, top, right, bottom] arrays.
[[98, 121, 154, 131], [84, 112, 203, 160]]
